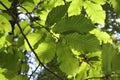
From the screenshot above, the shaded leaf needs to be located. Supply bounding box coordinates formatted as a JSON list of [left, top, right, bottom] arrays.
[[45, 3, 70, 27], [110, 0, 120, 17], [102, 44, 117, 74], [91, 0, 106, 5], [112, 53, 120, 72], [52, 15, 94, 34]]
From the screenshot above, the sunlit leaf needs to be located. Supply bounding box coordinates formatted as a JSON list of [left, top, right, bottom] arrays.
[[35, 34, 56, 63], [0, 13, 12, 20], [75, 62, 88, 80], [84, 1, 105, 25], [0, 0, 11, 10], [25, 32, 43, 50], [0, 68, 8, 80], [68, 0, 82, 16], [90, 28, 112, 44], [0, 15, 11, 32], [14, 21, 31, 36]]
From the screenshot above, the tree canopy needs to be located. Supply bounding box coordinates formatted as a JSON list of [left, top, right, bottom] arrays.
[[0, 0, 120, 80]]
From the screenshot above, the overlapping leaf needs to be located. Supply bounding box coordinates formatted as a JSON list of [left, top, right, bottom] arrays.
[[25, 32, 43, 50], [45, 3, 70, 27], [75, 62, 88, 80], [56, 42, 79, 76], [14, 21, 31, 36], [35, 33, 56, 63], [52, 15, 94, 34], [90, 28, 112, 44], [0, 48, 28, 80], [64, 33, 100, 53]]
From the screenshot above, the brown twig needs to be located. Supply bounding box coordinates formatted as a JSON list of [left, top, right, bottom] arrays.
[[0, 1, 63, 80]]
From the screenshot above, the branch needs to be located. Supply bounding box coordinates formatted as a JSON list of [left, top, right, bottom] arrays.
[[0, 1, 63, 80], [28, 64, 40, 79], [19, 5, 59, 40]]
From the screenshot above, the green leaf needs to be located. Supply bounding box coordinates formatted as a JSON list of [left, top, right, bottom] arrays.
[[102, 44, 117, 74], [21, 0, 35, 12], [0, 13, 12, 20], [52, 15, 94, 34], [112, 53, 120, 72], [0, 0, 11, 10], [86, 51, 102, 79], [64, 33, 100, 53], [0, 48, 28, 80], [45, 3, 70, 27], [12, 75, 28, 80], [25, 32, 43, 50], [0, 68, 8, 80], [75, 62, 88, 80], [68, 0, 82, 16], [110, 0, 120, 17], [35, 34, 56, 63], [84, 1, 105, 25], [88, 65, 102, 79], [0, 15, 11, 32], [14, 21, 31, 36], [0, 33, 6, 48], [90, 0, 106, 5], [90, 28, 112, 44], [21, 63, 29, 73], [33, 0, 40, 4], [56, 42, 79, 76]]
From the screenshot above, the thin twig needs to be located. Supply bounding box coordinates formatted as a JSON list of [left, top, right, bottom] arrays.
[[0, 1, 63, 80], [19, 5, 59, 39], [28, 64, 40, 80]]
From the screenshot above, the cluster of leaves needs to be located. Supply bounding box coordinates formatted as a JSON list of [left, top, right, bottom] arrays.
[[1, 0, 120, 80]]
